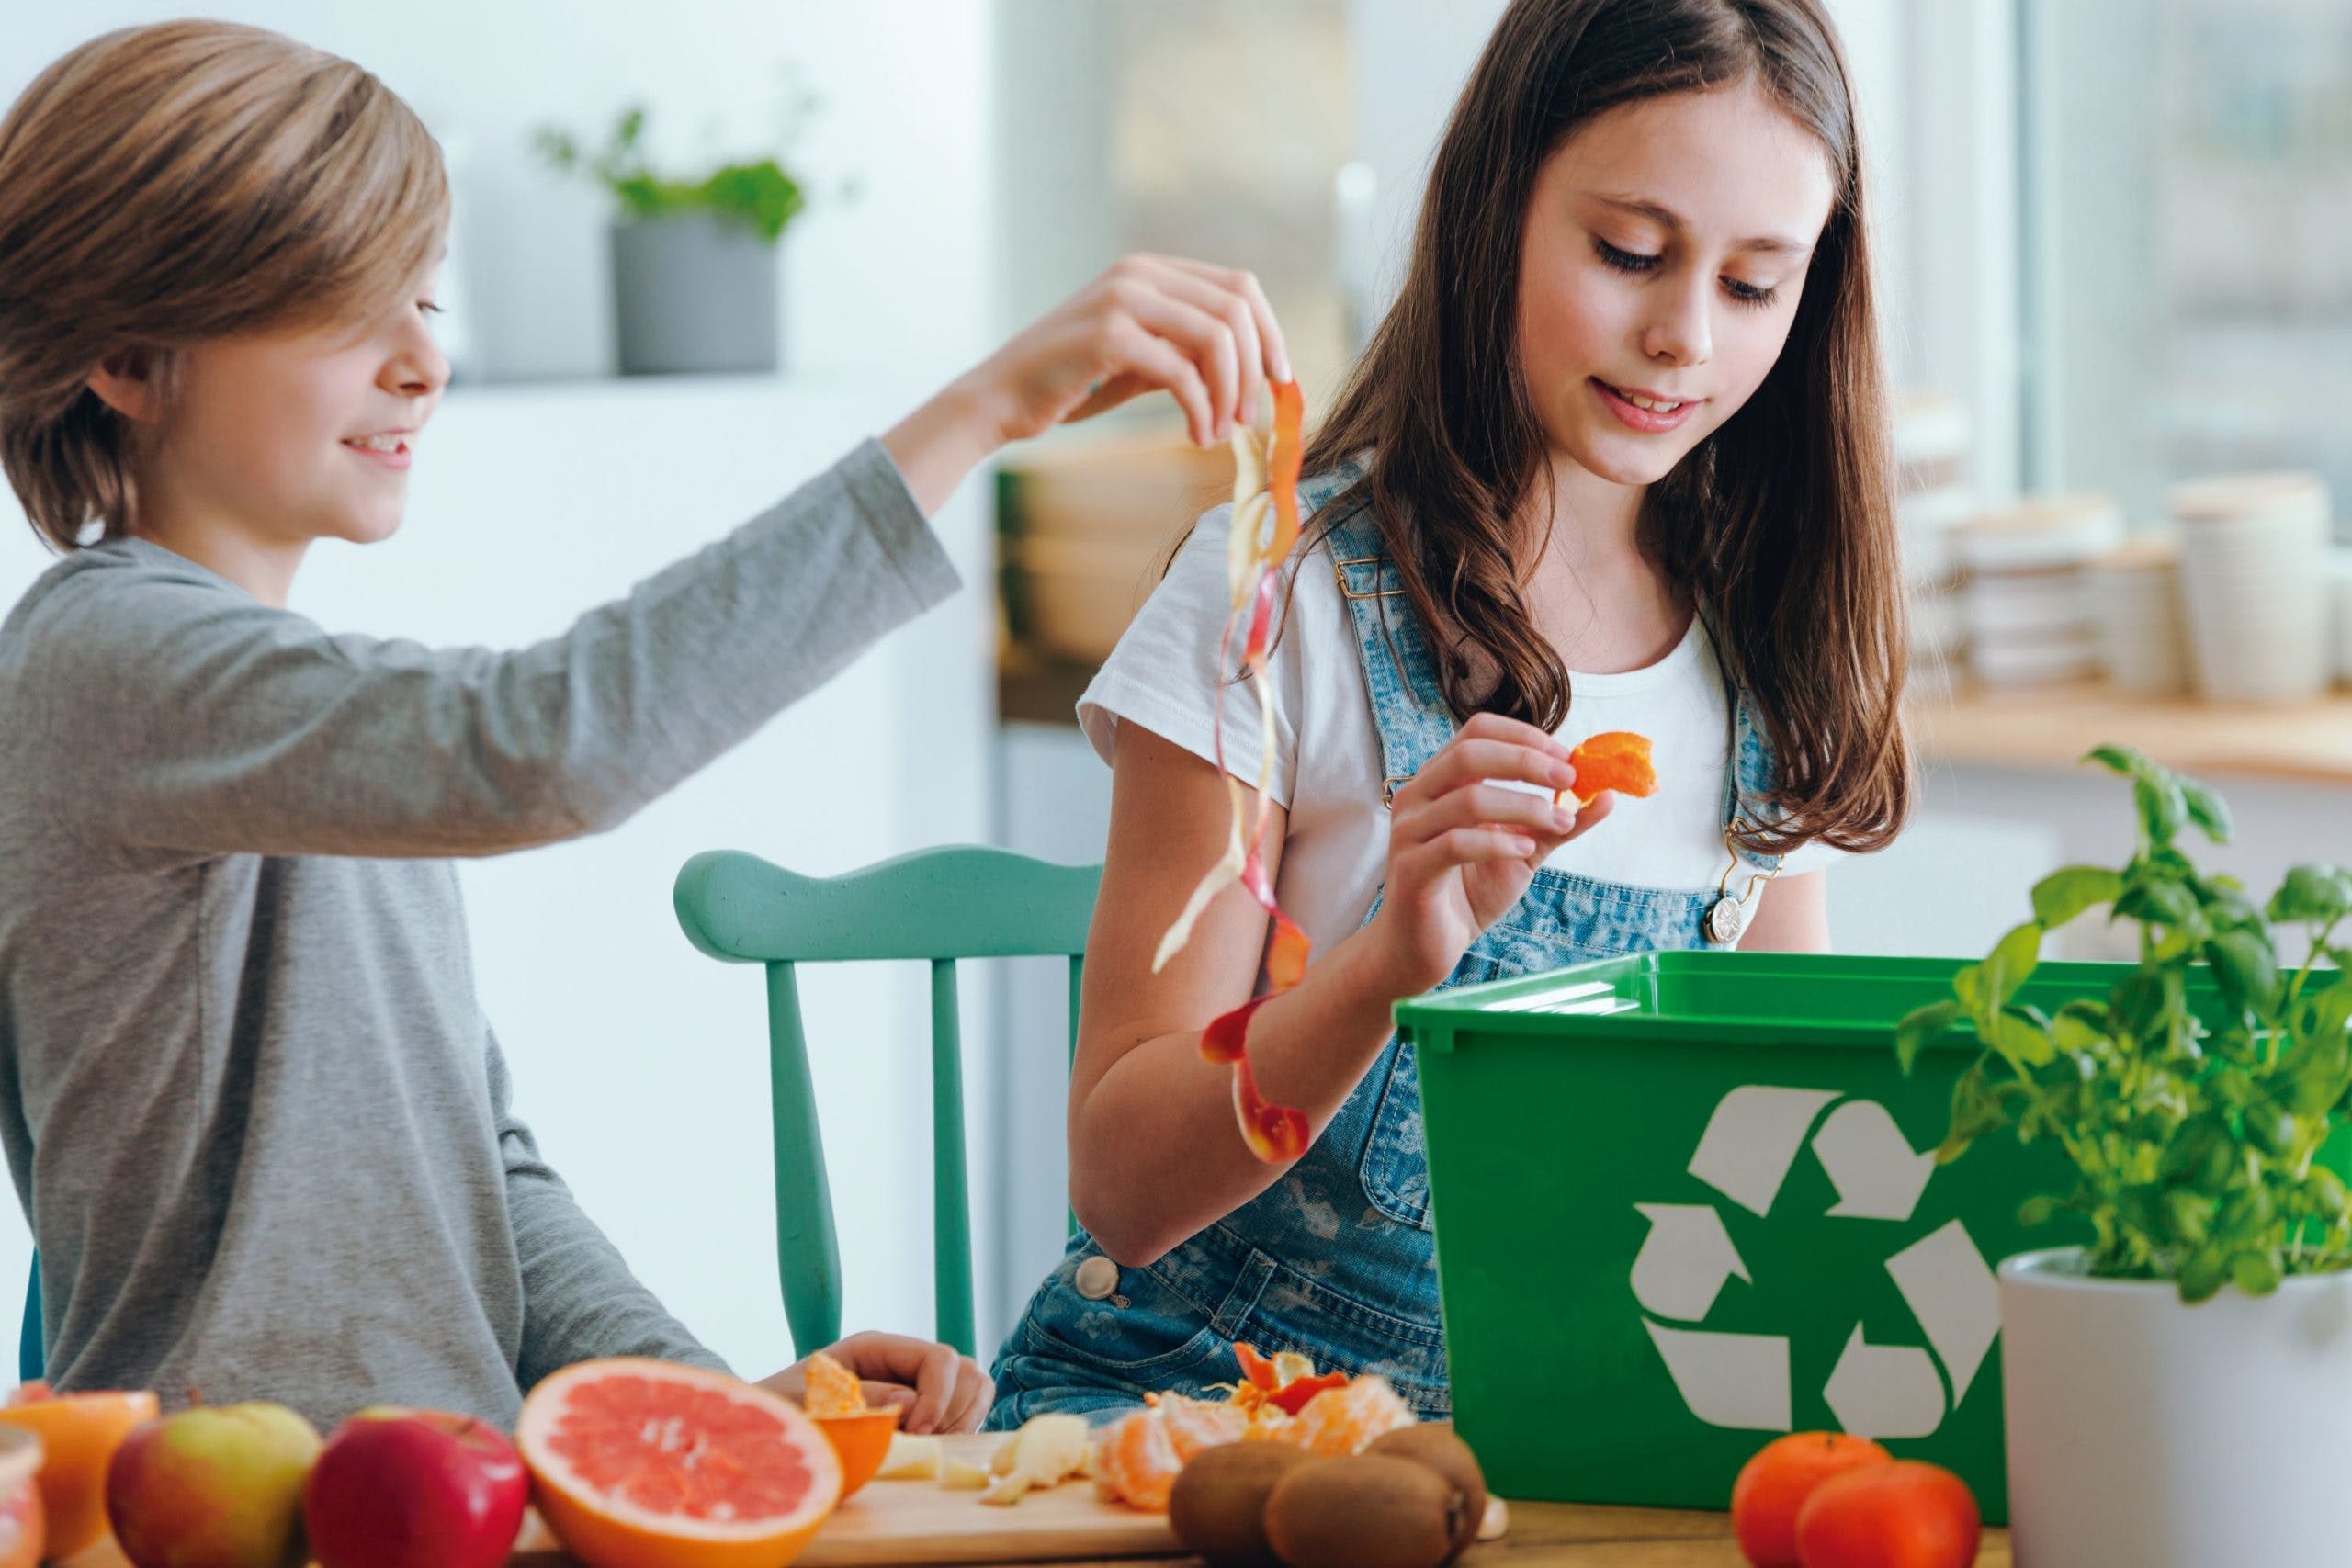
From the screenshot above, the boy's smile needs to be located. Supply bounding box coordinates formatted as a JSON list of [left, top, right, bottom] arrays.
[[341, 427, 419, 469]]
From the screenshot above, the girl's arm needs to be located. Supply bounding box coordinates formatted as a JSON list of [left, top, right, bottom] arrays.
[[1069, 717, 1608, 1268], [1736, 870, 1831, 953]]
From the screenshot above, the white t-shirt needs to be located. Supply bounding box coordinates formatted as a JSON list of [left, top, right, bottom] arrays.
[[1079, 505, 1835, 958]]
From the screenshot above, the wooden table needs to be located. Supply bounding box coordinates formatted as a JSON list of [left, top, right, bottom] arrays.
[[64, 1503, 2013, 1567], [998, 1504, 2013, 1567]]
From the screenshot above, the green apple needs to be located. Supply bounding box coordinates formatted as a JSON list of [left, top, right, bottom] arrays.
[[105, 1401, 322, 1568]]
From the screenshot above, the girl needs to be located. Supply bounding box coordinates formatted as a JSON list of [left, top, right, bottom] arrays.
[[0, 21, 1289, 1432], [989, 0, 1910, 1425]]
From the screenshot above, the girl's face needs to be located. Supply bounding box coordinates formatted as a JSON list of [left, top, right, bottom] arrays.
[[1516, 78, 1838, 492], [146, 272, 447, 553]]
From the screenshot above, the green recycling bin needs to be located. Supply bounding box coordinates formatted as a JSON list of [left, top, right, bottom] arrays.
[[1398, 950, 2107, 1527]]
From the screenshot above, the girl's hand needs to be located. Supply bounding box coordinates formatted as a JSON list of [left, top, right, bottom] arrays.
[[974, 254, 1292, 448], [1363, 714, 1615, 997], [757, 1331, 993, 1434]]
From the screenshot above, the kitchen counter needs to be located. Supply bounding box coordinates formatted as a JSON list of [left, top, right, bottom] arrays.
[[1910, 679, 2352, 784]]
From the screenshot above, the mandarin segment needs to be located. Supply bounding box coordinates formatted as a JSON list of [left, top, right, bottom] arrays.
[[1562, 730, 1658, 807], [799, 1350, 865, 1419]]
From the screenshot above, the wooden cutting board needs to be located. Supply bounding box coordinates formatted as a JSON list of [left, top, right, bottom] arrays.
[[794, 1435, 1178, 1566], [61, 1431, 1178, 1568]]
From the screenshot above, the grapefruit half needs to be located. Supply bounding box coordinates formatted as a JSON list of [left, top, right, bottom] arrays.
[[516, 1359, 841, 1568]]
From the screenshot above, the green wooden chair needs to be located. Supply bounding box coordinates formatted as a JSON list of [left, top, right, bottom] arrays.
[[673, 845, 1100, 1360]]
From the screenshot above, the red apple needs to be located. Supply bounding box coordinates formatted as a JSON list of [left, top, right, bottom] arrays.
[[106, 1401, 322, 1568], [303, 1407, 526, 1568]]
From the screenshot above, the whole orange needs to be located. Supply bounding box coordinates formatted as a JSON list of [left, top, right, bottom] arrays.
[[1730, 1431, 1894, 1568], [1795, 1459, 1981, 1568], [0, 1385, 157, 1556]]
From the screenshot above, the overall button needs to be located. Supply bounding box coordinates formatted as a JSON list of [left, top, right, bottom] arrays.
[[1074, 1255, 1121, 1302]]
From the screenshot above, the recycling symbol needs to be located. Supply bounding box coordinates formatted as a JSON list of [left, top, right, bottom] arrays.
[[1632, 1086, 2002, 1438]]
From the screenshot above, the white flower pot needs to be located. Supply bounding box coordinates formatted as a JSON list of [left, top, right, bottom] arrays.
[[1999, 1247, 2352, 1568]]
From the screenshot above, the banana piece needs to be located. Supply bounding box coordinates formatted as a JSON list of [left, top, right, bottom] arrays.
[[978, 1413, 1091, 1506], [875, 1432, 942, 1482]]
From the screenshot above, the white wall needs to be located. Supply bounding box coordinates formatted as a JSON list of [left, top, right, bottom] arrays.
[[0, 4, 1001, 1382], [0, 1, 993, 389]]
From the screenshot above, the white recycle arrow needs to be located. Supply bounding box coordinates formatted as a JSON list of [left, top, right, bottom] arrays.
[[1823, 1325, 1946, 1438], [1887, 1219, 2002, 1404], [1631, 1204, 1751, 1321], [1688, 1086, 1838, 1216], [1644, 1322, 1792, 1432], [1813, 1100, 1936, 1221]]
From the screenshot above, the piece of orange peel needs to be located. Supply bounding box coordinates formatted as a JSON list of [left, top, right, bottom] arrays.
[[1152, 382, 1312, 1165]]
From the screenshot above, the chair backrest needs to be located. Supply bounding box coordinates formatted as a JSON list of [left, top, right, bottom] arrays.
[[673, 844, 1100, 1359]]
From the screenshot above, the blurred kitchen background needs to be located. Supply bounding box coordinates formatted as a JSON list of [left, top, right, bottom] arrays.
[[1, 0, 2346, 1377]]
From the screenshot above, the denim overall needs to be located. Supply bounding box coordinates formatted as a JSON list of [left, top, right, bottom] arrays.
[[986, 471, 1783, 1427]]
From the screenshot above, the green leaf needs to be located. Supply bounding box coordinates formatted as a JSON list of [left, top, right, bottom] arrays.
[[2134, 772, 2188, 846], [2084, 744, 2151, 779], [2180, 778, 2234, 844], [1982, 921, 2043, 1009], [2117, 878, 2199, 929], [2164, 1189, 2213, 1247], [2309, 1168, 2349, 1220], [1894, 1000, 1963, 1075], [2204, 930, 2283, 1019], [2178, 1247, 2227, 1303], [2032, 867, 2125, 930], [2245, 1109, 2303, 1162], [2311, 975, 2352, 1043], [2268, 864, 2352, 925], [2018, 1193, 2064, 1227], [2231, 1250, 2283, 1297], [1989, 1010, 2056, 1068]]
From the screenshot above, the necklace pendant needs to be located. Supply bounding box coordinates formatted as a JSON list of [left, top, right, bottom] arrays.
[[1706, 895, 1747, 946]]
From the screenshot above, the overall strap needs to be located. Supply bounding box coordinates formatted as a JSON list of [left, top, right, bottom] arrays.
[[1324, 502, 1458, 809]]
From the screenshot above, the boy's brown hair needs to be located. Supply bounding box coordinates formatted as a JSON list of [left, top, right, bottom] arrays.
[[0, 21, 448, 551]]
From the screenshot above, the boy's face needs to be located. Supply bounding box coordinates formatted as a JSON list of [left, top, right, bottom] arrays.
[[1516, 78, 1838, 491], [153, 269, 448, 553]]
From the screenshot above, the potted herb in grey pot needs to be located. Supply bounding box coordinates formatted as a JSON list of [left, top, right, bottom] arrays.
[[537, 106, 807, 376]]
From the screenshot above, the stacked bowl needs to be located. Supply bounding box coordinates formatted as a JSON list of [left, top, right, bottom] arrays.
[[2170, 471, 2333, 703], [2087, 537, 2190, 696], [1958, 495, 2126, 687], [1894, 391, 1974, 694]]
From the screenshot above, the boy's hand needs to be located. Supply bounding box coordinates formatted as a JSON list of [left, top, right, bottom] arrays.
[[883, 254, 1290, 514], [961, 253, 1291, 449], [758, 1331, 993, 1434]]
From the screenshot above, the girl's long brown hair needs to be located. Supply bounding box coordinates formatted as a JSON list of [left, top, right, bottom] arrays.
[[1304, 0, 1909, 853]]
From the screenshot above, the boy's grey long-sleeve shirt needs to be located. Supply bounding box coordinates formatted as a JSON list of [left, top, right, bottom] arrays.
[[0, 438, 956, 1430]]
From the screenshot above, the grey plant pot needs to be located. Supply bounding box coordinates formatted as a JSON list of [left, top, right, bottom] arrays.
[[609, 213, 781, 376]]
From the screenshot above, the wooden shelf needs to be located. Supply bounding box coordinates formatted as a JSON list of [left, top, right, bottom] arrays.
[[1911, 680, 2352, 784]]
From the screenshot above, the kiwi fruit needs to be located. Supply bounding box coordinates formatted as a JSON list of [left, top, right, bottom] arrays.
[[1261, 1454, 1464, 1568], [1169, 1442, 1313, 1567], [1366, 1421, 1488, 1553]]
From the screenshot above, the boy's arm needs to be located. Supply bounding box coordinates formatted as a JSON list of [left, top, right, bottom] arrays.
[[488, 1031, 733, 1387], [40, 439, 954, 862]]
